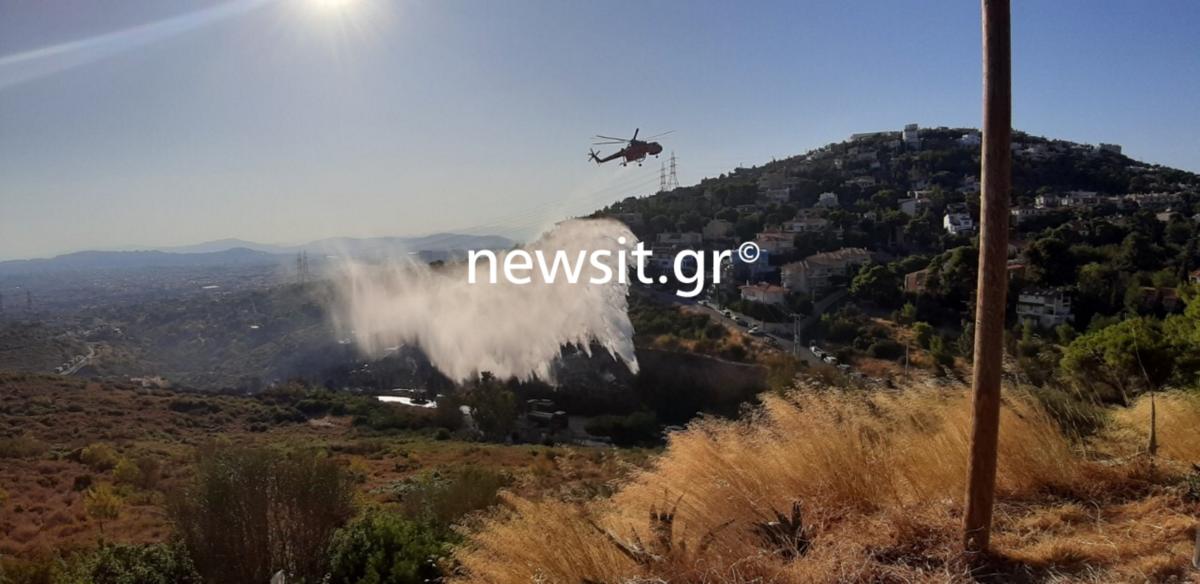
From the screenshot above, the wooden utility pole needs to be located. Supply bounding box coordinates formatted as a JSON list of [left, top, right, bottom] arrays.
[[963, 0, 1011, 554]]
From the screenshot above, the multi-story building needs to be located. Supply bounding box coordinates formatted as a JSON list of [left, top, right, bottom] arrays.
[[1126, 192, 1183, 211], [943, 212, 976, 235], [782, 216, 830, 234], [1034, 193, 1062, 209], [1016, 289, 1073, 328], [1010, 206, 1052, 225], [850, 131, 896, 142], [1065, 190, 1099, 206], [781, 247, 871, 294], [903, 123, 921, 149], [755, 232, 796, 255]]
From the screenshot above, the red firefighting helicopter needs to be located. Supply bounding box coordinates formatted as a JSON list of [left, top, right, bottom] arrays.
[[589, 128, 672, 166]]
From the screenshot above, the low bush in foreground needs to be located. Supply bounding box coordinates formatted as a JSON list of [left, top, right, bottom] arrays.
[[327, 513, 448, 584], [168, 445, 355, 584], [61, 543, 200, 584]]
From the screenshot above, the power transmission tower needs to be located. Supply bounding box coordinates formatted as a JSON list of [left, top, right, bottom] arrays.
[[667, 152, 680, 190], [296, 251, 311, 284], [659, 161, 668, 193]]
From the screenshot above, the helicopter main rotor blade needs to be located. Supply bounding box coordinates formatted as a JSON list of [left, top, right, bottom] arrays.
[[591, 140, 627, 146], [593, 135, 627, 142], [643, 130, 675, 140]]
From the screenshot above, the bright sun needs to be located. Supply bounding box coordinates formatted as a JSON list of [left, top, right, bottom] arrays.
[[308, 0, 357, 13]]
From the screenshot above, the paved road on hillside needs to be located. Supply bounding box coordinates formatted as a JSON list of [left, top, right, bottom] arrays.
[[689, 289, 848, 367], [60, 344, 95, 376]]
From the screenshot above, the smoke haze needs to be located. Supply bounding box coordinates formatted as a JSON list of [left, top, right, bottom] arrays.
[[330, 218, 639, 383]]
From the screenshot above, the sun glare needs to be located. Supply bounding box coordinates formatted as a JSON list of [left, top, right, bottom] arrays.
[[308, 0, 357, 14], [297, 0, 380, 40]]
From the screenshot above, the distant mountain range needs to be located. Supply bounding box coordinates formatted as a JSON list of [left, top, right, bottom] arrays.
[[0, 234, 515, 275], [149, 233, 516, 256]]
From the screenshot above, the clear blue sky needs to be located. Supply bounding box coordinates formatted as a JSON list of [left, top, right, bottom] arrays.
[[1, 0, 1197, 260]]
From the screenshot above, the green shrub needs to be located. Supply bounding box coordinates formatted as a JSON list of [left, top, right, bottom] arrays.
[[61, 543, 200, 584], [112, 459, 141, 487], [913, 322, 934, 349], [0, 554, 67, 584], [867, 339, 905, 360], [353, 407, 434, 433], [397, 466, 510, 527], [0, 434, 47, 459], [108, 455, 162, 491], [326, 513, 448, 584], [824, 318, 861, 344], [167, 399, 220, 415], [295, 398, 332, 417], [80, 443, 120, 471], [84, 483, 123, 536]]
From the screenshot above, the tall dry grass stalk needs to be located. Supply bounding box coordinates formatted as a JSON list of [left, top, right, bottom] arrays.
[[1114, 391, 1200, 461], [455, 386, 1091, 583]]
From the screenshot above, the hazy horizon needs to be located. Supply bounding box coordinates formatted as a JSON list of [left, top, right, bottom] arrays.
[[3, 0, 1198, 260]]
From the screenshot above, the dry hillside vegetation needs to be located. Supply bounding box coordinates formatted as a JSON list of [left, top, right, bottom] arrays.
[[455, 386, 1200, 583], [0, 374, 645, 558]]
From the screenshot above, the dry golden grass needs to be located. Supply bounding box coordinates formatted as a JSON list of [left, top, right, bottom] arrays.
[[1112, 391, 1200, 461], [455, 385, 1200, 583]]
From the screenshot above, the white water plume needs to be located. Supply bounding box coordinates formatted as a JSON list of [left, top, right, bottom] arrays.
[[330, 218, 639, 383]]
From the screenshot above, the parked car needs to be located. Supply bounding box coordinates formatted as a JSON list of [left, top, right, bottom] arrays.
[[823, 355, 838, 365]]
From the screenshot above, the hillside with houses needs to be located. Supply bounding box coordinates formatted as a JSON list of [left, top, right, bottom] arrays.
[[594, 124, 1200, 386]]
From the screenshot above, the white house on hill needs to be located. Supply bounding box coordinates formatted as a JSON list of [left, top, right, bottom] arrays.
[[943, 212, 976, 235], [740, 283, 787, 306]]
